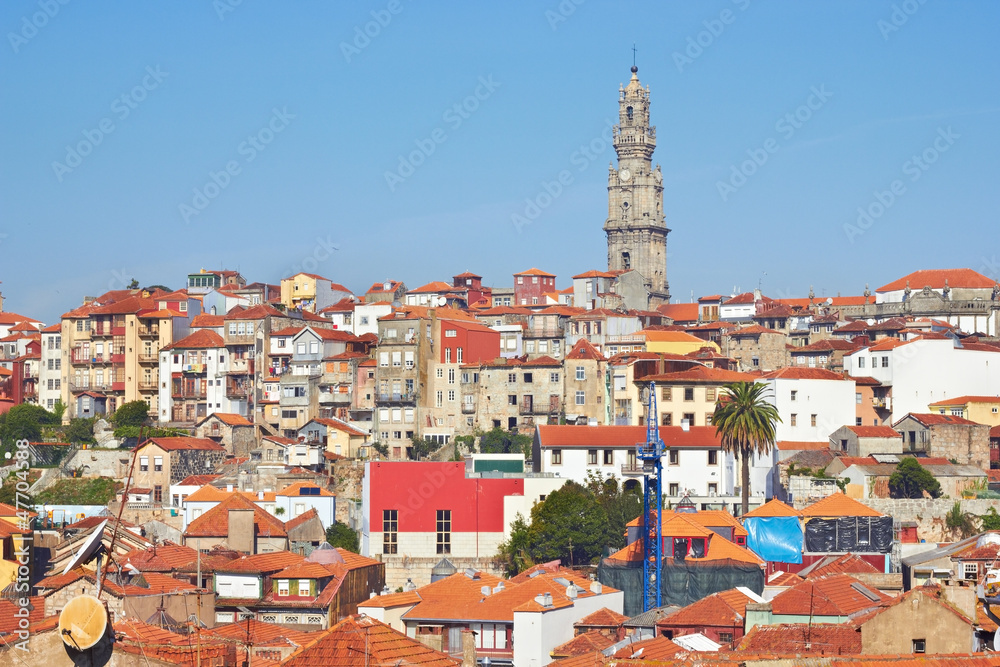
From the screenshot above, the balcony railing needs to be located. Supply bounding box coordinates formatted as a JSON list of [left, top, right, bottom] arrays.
[[621, 461, 645, 476], [138, 380, 158, 391], [461, 403, 475, 414], [138, 353, 158, 363], [138, 325, 160, 337], [376, 392, 416, 403]]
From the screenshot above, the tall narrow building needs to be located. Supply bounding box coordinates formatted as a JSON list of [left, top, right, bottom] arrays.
[[604, 66, 670, 308]]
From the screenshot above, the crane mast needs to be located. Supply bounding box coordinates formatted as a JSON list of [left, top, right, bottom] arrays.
[[638, 381, 666, 611]]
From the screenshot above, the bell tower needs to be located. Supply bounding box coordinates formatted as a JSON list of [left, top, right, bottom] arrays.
[[604, 66, 670, 307]]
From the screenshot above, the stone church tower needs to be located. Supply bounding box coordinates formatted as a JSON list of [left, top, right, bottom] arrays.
[[604, 66, 670, 308]]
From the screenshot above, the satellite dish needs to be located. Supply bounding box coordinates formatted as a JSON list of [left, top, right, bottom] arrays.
[[866, 318, 875, 325], [59, 595, 109, 651], [63, 520, 108, 575], [825, 298, 833, 305]]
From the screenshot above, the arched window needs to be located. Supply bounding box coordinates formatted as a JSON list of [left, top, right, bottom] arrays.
[[626, 106, 633, 121], [622, 252, 631, 270]]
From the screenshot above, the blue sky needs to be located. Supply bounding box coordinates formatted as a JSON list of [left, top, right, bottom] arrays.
[[2, 1, 998, 323]]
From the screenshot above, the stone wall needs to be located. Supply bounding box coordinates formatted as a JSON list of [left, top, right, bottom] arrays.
[[856, 498, 1000, 543], [171, 449, 228, 484], [930, 423, 990, 470], [61, 448, 131, 479], [382, 555, 503, 590]]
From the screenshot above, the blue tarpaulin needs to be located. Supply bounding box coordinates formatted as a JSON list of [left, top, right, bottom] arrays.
[[744, 516, 803, 564]]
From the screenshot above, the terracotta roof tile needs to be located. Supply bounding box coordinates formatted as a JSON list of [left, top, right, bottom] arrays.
[[184, 492, 287, 538], [846, 425, 902, 438], [736, 622, 861, 655], [771, 573, 892, 616], [575, 607, 628, 628], [763, 367, 846, 381], [802, 553, 882, 578], [537, 425, 723, 450], [658, 587, 754, 630], [610, 635, 684, 660], [898, 412, 980, 427], [801, 492, 884, 517], [198, 412, 253, 427], [358, 591, 422, 609], [552, 630, 616, 657], [877, 269, 995, 292], [742, 499, 802, 518], [282, 614, 459, 667], [142, 436, 226, 452]]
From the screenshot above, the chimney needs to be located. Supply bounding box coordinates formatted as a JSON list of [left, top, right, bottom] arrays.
[[590, 581, 603, 595], [226, 484, 233, 493], [461, 629, 477, 667], [227, 508, 255, 554], [534, 593, 546, 606], [681, 420, 690, 432], [543, 592, 552, 607]]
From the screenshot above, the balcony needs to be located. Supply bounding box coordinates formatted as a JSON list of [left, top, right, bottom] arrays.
[[524, 327, 564, 338], [318, 391, 350, 405], [69, 382, 112, 393], [111, 353, 125, 364], [228, 358, 253, 374], [138, 325, 160, 337], [461, 402, 476, 414], [226, 384, 250, 399], [376, 392, 416, 404], [70, 353, 90, 365], [172, 389, 207, 399], [91, 325, 111, 337], [621, 461, 646, 476], [872, 396, 891, 410], [138, 352, 159, 363], [138, 380, 158, 391]]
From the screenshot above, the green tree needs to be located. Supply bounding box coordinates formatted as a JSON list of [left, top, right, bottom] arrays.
[[889, 458, 942, 499], [408, 436, 439, 460], [64, 418, 96, 445], [478, 427, 532, 458], [585, 471, 642, 552], [945, 501, 978, 539], [525, 481, 614, 566], [981, 507, 1000, 531], [0, 404, 60, 455], [496, 513, 534, 576], [371, 441, 389, 458], [51, 399, 67, 422], [325, 522, 360, 553], [712, 381, 781, 515], [111, 400, 151, 428]]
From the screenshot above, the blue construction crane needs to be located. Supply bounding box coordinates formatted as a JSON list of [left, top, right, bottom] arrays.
[[637, 381, 666, 612]]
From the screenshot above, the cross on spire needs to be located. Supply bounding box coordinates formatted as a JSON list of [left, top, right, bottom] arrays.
[[632, 43, 638, 68]]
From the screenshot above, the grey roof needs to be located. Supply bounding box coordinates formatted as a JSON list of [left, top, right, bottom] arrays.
[[901, 533, 980, 568], [623, 604, 681, 628]]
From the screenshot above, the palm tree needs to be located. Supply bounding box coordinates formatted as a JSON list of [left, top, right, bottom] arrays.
[[712, 381, 782, 516]]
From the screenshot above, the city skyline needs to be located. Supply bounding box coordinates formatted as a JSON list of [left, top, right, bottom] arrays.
[[2, 2, 998, 323]]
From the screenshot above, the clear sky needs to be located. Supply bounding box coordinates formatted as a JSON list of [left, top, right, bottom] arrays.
[[2, 1, 998, 323]]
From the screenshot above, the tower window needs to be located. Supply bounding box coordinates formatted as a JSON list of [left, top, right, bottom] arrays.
[[626, 106, 633, 121], [622, 252, 631, 270]]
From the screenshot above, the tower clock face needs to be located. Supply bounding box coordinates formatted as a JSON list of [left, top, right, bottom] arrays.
[[619, 168, 632, 182]]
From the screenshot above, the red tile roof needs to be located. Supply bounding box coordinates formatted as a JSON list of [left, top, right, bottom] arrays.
[[846, 425, 902, 438], [644, 366, 756, 383], [776, 441, 830, 451], [610, 635, 684, 660], [162, 329, 225, 350], [657, 303, 700, 322], [877, 269, 995, 292], [190, 313, 225, 327], [200, 412, 253, 426], [801, 492, 884, 517], [282, 614, 459, 667], [307, 417, 368, 437], [277, 481, 336, 497], [767, 570, 804, 586], [0, 596, 48, 636], [763, 367, 846, 381], [536, 425, 722, 449], [217, 550, 304, 574], [515, 267, 555, 277], [184, 492, 288, 538], [205, 618, 320, 648], [552, 630, 617, 657], [658, 587, 755, 630], [575, 606, 628, 628], [771, 574, 891, 616], [743, 499, 802, 518], [736, 622, 861, 655], [928, 395, 1000, 406], [566, 338, 606, 361], [803, 553, 882, 578], [898, 413, 980, 427], [141, 436, 226, 452]]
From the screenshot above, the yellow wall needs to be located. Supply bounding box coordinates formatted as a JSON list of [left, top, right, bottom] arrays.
[[643, 336, 720, 357]]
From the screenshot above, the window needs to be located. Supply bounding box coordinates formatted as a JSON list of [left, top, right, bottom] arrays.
[[445, 348, 451, 363], [683, 387, 694, 401], [856, 392, 862, 404], [603, 449, 614, 465], [575, 391, 585, 405], [448, 368, 455, 384], [436, 510, 451, 554], [811, 414, 817, 427], [856, 417, 863, 426], [791, 390, 797, 401], [682, 413, 695, 426], [509, 394, 517, 405], [668, 483, 679, 496], [298, 579, 311, 596], [587, 450, 597, 465], [139, 456, 149, 472], [705, 387, 716, 401], [882, 356, 889, 367], [457, 347, 463, 363], [708, 483, 718, 495], [550, 372, 560, 383], [858, 357, 865, 368], [278, 580, 290, 595], [383, 510, 398, 554], [153, 456, 163, 471], [523, 372, 533, 384], [661, 413, 672, 426], [448, 390, 455, 402], [912, 639, 925, 654], [551, 449, 562, 465], [661, 387, 672, 401], [508, 373, 517, 383], [436, 391, 443, 407], [669, 450, 678, 465], [379, 352, 389, 367], [153, 485, 162, 503], [708, 450, 718, 465], [964, 562, 978, 580], [392, 352, 402, 367], [575, 366, 585, 381], [790, 414, 797, 427], [445, 329, 457, 338]]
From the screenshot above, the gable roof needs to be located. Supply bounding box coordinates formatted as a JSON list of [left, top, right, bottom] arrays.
[[536, 425, 723, 450], [197, 412, 253, 427], [742, 498, 802, 518], [552, 630, 617, 657], [877, 269, 995, 292], [566, 338, 606, 361], [658, 587, 756, 629], [162, 329, 225, 350], [928, 395, 1000, 406], [801, 492, 883, 517], [282, 614, 458, 667], [141, 436, 226, 452], [845, 425, 902, 438], [800, 553, 882, 578], [771, 574, 892, 616], [736, 622, 861, 655], [184, 492, 287, 538], [514, 268, 555, 277], [575, 607, 628, 628], [896, 412, 980, 427]]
